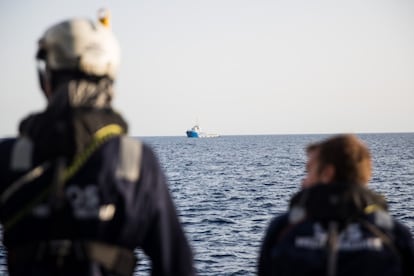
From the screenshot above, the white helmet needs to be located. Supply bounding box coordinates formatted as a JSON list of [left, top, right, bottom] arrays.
[[37, 18, 120, 80]]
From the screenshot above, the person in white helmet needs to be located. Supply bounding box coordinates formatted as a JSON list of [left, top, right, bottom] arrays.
[[0, 16, 195, 276]]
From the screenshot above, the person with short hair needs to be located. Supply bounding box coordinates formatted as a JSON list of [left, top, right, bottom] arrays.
[[0, 14, 195, 276], [258, 134, 414, 276]]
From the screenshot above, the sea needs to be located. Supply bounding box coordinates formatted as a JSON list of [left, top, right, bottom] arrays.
[[1, 133, 413, 275]]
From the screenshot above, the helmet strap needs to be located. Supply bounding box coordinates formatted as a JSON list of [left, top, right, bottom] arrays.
[[37, 59, 53, 99]]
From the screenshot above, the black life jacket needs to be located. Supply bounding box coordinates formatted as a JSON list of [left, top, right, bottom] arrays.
[[0, 110, 140, 276], [270, 184, 403, 276]]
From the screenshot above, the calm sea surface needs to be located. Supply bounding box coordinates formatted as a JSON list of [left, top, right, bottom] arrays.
[[1, 133, 414, 275]]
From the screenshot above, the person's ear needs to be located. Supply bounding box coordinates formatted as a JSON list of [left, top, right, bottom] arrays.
[[320, 164, 335, 184]]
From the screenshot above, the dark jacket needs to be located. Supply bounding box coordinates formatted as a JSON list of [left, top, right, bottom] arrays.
[[258, 184, 414, 276], [0, 106, 195, 275]]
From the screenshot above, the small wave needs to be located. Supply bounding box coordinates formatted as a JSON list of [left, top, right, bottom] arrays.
[[200, 217, 236, 225], [209, 253, 237, 259]]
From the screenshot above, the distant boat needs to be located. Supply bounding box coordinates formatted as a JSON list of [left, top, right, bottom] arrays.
[[186, 125, 219, 138]]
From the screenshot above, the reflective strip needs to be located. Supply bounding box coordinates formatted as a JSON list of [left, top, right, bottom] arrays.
[[116, 137, 141, 182], [364, 204, 393, 230], [10, 137, 33, 171]]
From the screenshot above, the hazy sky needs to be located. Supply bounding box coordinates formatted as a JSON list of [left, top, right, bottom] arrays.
[[1, 0, 413, 136]]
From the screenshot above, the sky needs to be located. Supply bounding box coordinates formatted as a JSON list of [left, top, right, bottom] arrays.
[[1, 0, 413, 137]]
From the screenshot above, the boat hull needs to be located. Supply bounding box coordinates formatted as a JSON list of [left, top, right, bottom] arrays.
[[186, 130, 200, 138]]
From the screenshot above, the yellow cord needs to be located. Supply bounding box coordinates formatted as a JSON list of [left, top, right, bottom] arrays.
[[364, 204, 382, 214]]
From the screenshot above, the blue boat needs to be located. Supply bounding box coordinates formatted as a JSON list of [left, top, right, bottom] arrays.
[[186, 125, 219, 138], [186, 125, 201, 138]]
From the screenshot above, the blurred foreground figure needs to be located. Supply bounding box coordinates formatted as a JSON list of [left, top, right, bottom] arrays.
[[258, 134, 414, 276], [0, 14, 194, 276]]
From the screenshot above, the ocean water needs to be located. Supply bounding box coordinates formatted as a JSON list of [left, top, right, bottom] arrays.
[[1, 133, 414, 275]]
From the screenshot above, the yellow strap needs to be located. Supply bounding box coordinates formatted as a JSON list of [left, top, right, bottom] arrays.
[[94, 124, 123, 140], [364, 204, 382, 214]]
